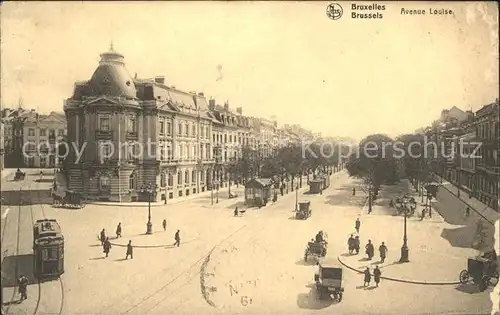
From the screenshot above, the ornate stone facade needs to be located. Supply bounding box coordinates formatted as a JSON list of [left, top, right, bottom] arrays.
[[64, 46, 215, 202]]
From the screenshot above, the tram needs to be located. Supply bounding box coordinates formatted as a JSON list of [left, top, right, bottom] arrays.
[[33, 219, 64, 279]]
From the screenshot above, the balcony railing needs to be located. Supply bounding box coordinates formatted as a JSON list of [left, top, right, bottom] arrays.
[[95, 130, 113, 140]]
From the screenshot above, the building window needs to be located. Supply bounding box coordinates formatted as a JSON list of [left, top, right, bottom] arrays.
[[168, 174, 173, 186], [178, 171, 182, 185], [129, 173, 136, 189], [184, 123, 188, 136], [200, 171, 205, 182], [166, 143, 172, 160], [185, 170, 189, 183], [99, 141, 112, 159], [100, 117, 110, 131], [160, 120, 165, 134], [128, 116, 137, 133], [160, 173, 166, 187], [178, 122, 182, 135], [100, 175, 110, 191], [191, 170, 196, 183], [191, 124, 196, 137], [159, 144, 165, 160], [28, 128, 35, 136], [167, 121, 172, 135], [224, 134, 227, 143], [40, 129, 46, 136]]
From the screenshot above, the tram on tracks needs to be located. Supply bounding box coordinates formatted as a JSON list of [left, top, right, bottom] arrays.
[[33, 219, 64, 279]]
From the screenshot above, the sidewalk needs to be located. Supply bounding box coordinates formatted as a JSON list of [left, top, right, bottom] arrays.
[[434, 175, 498, 224]]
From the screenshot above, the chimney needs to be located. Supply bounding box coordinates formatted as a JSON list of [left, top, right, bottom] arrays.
[[208, 99, 216, 111], [236, 107, 242, 115], [154, 76, 165, 84], [224, 101, 229, 112]]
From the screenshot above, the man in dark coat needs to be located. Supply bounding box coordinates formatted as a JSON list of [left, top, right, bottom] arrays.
[[18, 275, 29, 301], [355, 218, 361, 233], [347, 234, 355, 254], [363, 267, 371, 287], [126, 240, 133, 259], [373, 265, 381, 287], [103, 237, 111, 258], [100, 229, 106, 245], [174, 230, 180, 247], [365, 240, 374, 260], [352, 187, 356, 196], [465, 207, 470, 217], [116, 223, 122, 238], [162, 219, 167, 231], [420, 208, 426, 221], [354, 236, 360, 254], [379, 242, 388, 263], [234, 206, 239, 216]]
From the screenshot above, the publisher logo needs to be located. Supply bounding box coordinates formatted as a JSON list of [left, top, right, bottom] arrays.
[[326, 3, 343, 20]]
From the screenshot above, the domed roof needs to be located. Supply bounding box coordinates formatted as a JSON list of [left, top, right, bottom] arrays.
[[88, 45, 137, 98]]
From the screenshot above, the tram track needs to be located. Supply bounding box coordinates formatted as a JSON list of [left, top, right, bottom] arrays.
[[1, 174, 65, 315], [2, 179, 33, 315], [30, 184, 65, 315]]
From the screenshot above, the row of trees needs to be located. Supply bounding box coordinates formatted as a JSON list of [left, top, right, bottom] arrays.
[[226, 142, 351, 188], [346, 133, 438, 204]]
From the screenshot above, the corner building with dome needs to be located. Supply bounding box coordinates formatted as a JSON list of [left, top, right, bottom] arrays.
[[64, 46, 216, 202]]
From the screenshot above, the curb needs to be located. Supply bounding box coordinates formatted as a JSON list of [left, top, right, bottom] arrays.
[[337, 256, 460, 285]]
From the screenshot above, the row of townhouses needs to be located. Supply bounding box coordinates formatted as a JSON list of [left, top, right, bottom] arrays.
[[0, 46, 314, 202], [421, 101, 499, 210]]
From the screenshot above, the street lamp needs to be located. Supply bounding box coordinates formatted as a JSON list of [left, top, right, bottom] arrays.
[[295, 184, 299, 211], [399, 196, 410, 263], [140, 183, 156, 234]]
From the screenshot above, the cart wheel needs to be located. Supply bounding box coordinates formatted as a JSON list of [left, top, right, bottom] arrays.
[[459, 270, 469, 284]]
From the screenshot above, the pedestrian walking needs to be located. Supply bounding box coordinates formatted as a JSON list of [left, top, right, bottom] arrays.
[[365, 240, 374, 260], [420, 208, 426, 221], [18, 275, 28, 301], [363, 267, 371, 287], [126, 240, 133, 259], [103, 237, 111, 257], [378, 242, 387, 263], [465, 207, 470, 217], [354, 236, 360, 255], [116, 222, 122, 238], [39, 171, 43, 182], [373, 266, 381, 287], [174, 230, 180, 247], [234, 206, 239, 216], [162, 219, 167, 231], [347, 234, 355, 254], [352, 187, 356, 196], [100, 228, 106, 245], [355, 218, 361, 233]]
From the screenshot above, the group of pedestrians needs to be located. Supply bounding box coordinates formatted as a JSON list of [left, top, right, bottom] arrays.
[[347, 217, 387, 288], [98, 220, 182, 259]]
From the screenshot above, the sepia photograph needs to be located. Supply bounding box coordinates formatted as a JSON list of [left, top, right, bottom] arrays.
[[0, 2, 499, 315]]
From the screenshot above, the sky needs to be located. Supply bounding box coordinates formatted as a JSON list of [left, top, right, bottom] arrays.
[[1, 2, 498, 141]]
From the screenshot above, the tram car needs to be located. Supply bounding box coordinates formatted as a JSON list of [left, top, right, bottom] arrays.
[[33, 219, 64, 279]]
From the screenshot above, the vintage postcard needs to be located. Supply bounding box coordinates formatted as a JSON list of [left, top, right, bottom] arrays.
[[0, 2, 498, 315]]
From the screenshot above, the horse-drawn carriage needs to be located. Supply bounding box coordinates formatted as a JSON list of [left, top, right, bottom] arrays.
[[14, 170, 26, 181], [459, 251, 499, 292], [295, 200, 311, 220], [305, 232, 328, 262], [53, 190, 86, 209]]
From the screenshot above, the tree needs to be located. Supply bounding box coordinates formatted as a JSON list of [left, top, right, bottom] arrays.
[[346, 134, 398, 209]]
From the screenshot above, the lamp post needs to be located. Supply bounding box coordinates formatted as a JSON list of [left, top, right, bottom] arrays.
[[140, 183, 156, 234], [295, 184, 299, 211], [399, 196, 410, 263]]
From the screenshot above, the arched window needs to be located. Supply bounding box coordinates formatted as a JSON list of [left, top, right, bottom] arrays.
[[160, 172, 166, 187], [129, 173, 136, 189], [185, 170, 189, 183], [168, 174, 173, 186], [177, 171, 182, 185], [100, 175, 110, 191], [191, 170, 196, 183]]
